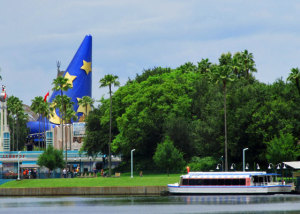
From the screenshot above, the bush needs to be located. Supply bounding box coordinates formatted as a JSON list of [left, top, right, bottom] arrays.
[[187, 156, 217, 172]]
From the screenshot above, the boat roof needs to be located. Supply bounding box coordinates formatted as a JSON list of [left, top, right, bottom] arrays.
[[182, 171, 277, 179]]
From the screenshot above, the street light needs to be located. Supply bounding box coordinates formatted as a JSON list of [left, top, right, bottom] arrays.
[[243, 148, 249, 172], [17, 151, 21, 180], [230, 163, 236, 170], [268, 163, 273, 170], [89, 156, 92, 172], [256, 163, 260, 170], [245, 163, 249, 171], [131, 149, 135, 178], [79, 157, 81, 173]]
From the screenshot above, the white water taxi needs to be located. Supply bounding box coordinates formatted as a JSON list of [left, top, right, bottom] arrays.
[[168, 171, 292, 194]]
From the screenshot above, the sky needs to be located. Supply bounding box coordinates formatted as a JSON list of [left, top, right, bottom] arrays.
[[1, 0, 300, 105]]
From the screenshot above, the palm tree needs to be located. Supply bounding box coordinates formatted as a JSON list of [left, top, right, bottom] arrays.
[[197, 58, 212, 74], [65, 106, 77, 151], [78, 96, 94, 120], [7, 96, 23, 150], [287, 67, 300, 96], [99, 74, 120, 176], [210, 53, 236, 172], [52, 76, 72, 167], [52, 94, 74, 168], [240, 49, 257, 79], [31, 96, 44, 149], [40, 100, 52, 149]]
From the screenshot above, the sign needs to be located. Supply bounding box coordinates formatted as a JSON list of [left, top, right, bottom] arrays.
[[73, 122, 86, 137], [1, 155, 25, 158]]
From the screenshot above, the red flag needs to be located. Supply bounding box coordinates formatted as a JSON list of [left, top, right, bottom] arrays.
[[44, 91, 49, 102]]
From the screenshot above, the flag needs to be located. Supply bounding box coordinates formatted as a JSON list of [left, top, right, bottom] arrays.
[[44, 91, 49, 102]]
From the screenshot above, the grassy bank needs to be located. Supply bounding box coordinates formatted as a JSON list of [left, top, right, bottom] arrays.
[[0, 173, 180, 188]]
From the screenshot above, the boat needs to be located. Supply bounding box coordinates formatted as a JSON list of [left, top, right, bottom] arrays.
[[168, 171, 292, 194]]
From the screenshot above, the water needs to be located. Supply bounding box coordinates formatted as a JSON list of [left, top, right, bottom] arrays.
[[0, 195, 300, 214]]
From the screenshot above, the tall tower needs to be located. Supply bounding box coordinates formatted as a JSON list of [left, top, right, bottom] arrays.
[[0, 85, 10, 151]]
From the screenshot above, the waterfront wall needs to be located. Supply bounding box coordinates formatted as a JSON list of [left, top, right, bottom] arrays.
[[0, 186, 168, 196]]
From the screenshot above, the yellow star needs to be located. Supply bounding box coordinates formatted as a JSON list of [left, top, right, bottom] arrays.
[[64, 72, 77, 88], [80, 60, 92, 75], [49, 103, 61, 125], [77, 97, 91, 115]]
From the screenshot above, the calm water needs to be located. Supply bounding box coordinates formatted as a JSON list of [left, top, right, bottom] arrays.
[[0, 195, 300, 214]]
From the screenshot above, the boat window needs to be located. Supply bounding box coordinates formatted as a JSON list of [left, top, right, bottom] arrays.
[[183, 178, 246, 186], [258, 177, 264, 183], [182, 179, 189, 185]]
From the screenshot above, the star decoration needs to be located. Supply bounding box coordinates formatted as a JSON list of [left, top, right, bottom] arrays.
[[77, 97, 92, 115], [49, 103, 61, 125], [64, 72, 77, 88], [80, 60, 92, 75]]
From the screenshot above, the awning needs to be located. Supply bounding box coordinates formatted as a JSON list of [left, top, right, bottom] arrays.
[[20, 164, 40, 168], [283, 161, 300, 169]]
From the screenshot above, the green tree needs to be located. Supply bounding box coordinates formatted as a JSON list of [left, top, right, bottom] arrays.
[[37, 145, 65, 173], [8, 96, 25, 150], [52, 76, 72, 156], [52, 94, 74, 168], [99, 74, 120, 176], [187, 156, 217, 171], [78, 96, 94, 120], [266, 131, 300, 164], [287, 67, 300, 96], [153, 136, 185, 176], [209, 53, 236, 171]]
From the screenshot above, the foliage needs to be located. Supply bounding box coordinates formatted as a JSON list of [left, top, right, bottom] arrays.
[[84, 50, 300, 171], [7, 96, 28, 150], [187, 156, 217, 172], [37, 145, 65, 171], [78, 96, 94, 119], [153, 137, 185, 175], [266, 132, 300, 164]]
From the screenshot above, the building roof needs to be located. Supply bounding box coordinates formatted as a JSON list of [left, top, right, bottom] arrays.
[[283, 161, 300, 169]]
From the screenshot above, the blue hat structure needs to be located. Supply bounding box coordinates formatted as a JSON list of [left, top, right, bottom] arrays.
[[27, 35, 92, 134]]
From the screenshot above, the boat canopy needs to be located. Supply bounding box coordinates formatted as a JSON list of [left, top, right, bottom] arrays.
[[182, 171, 278, 179]]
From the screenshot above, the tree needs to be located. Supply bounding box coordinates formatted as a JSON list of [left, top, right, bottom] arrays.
[[209, 53, 236, 171], [240, 49, 257, 79], [31, 96, 50, 149], [153, 136, 185, 176], [52, 76, 72, 154], [99, 74, 120, 176], [37, 145, 65, 173], [78, 96, 94, 120], [52, 94, 74, 168], [287, 67, 300, 96], [266, 131, 300, 164], [187, 156, 217, 171], [8, 96, 25, 150]]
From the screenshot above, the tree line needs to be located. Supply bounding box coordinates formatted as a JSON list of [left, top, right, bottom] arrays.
[[83, 50, 300, 173]]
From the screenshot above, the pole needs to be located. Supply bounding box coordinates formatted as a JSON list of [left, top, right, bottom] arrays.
[[243, 148, 248, 171], [17, 151, 21, 180], [131, 149, 135, 178]]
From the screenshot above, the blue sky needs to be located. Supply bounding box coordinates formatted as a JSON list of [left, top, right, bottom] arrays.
[[1, 0, 300, 105]]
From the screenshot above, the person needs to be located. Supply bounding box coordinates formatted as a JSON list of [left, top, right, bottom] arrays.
[[63, 168, 67, 178]]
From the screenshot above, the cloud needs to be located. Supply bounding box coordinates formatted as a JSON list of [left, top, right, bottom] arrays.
[[1, 0, 300, 104]]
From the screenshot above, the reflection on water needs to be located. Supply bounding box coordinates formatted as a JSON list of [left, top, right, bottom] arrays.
[[0, 195, 300, 214]]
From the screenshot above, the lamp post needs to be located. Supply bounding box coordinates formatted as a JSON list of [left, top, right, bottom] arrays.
[[256, 163, 260, 171], [216, 164, 221, 171], [243, 148, 249, 172], [89, 156, 92, 172], [17, 151, 21, 180], [131, 149, 135, 178], [230, 163, 236, 171], [79, 157, 81, 173]]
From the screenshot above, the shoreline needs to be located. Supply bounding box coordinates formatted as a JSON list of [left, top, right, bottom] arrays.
[[0, 186, 168, 196]]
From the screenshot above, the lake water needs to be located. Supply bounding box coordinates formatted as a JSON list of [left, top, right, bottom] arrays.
[[0, 194, 300, 214]]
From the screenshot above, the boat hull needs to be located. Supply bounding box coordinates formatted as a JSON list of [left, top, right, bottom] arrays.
[[168, 185, 292, 194]]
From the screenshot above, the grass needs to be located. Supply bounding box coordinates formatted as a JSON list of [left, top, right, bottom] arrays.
[[0, 173, 181, 188]]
